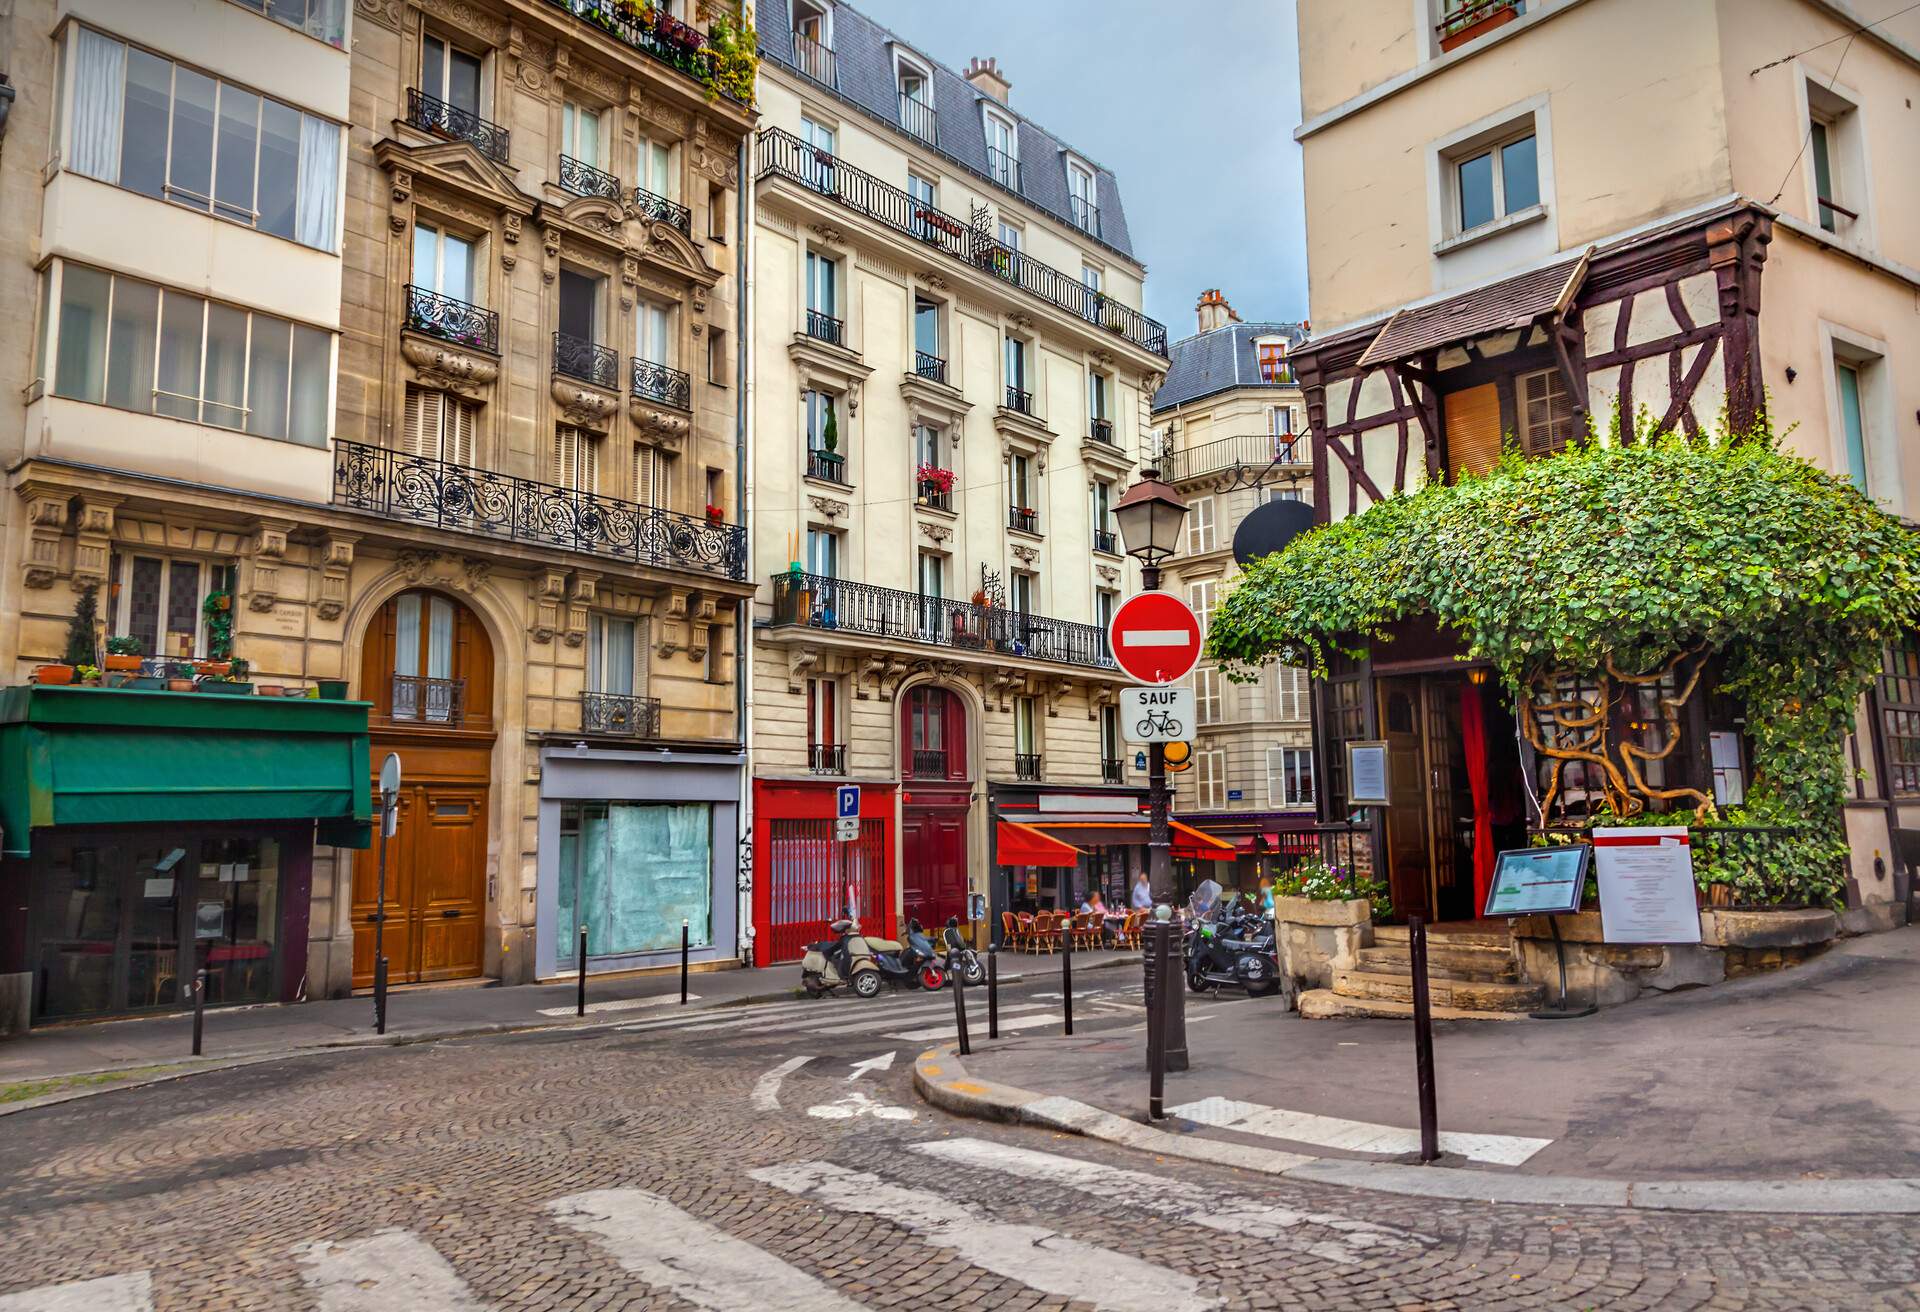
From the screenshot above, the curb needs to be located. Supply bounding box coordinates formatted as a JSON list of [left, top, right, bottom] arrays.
[[910, 1043, 1920, 1215]]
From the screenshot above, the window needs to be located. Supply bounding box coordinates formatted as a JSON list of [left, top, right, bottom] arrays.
[[1806, 81, 1864, 236], [558, 268, 600, 345], [637, 136, 672, 199], [807, 676, 839, 751], [804, 390, 841, 454], [633, 442, 670, 507], [805, 249, 838, 319], [806, 527, 839, 578], [561, 100, 603, 168], [996, 219, 1022, 253], [1081, 264, 1102, 295], [1014, 696, 1038, 754], [1270, 405, 1294, 437], [1088, 371, 1109, 421], [66, 28, 340, 250], [1185, 495, 1217, 554], [799, 115, 836, 189], [51, 263, 331, 444], [403, 385, 476, 465], [1003, 335, 1028, 399], [1009, 453, 1035, 515], [898, 64, 935, 142], [907, 172, 937, 239], [913, 295, 941, 361], [1517, 367, 1575, 456], [1188, 579, 1217, 634], [1100, 704, 1121, 761], [1194, 748, 1225, 810], [984, 107, 1018, 189], [1881, 641, 1920, 798], [1268, 664, 1310, 720], [917, 550, 945, 598], [227, 0, 348, 48], [1091, 480, 1113, 531], [1269, 486, 1308, 504], [1454, 128, 1538, 232], [1195, 666, 1221, 725], [914, 423, 943, 470], [1268, 747, 1314, 807], [1256, 340, 1291, 383], [1709, 730, 1746, 807], [791, 2, 833, 83], [1010, 571, 1034, 616], [112, 553, 235, 657], [635, 301, 672, 367], [1066, 160, 1097, 234], [707, 327, 727, 386], [587, 614, 641, 695], [705, 467, 725, 515], [422, 31, 484, 114], [551, 425, 601, 492], [1833, 351, 1882, 495], [708, 183, 727, 240], [1095, 588, 1117, 635], [412, 224, 478, 304]]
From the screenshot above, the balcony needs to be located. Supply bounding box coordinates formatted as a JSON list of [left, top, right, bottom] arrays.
[[554, 331, 619, 390], [806, 449, 848, 485], [908, 748, 949, 779], [916, 478, 952, 512], [632, 357, 692, 410], [791, 30, 836, 86], [914, 351, 947, 385], [406, 89, 510, 165], [1070, 196, 1101, 238], [540, 0, 748, 105], [333, 439, 747, 580], [770, 572, 1116, 671], [391, 674, 465, 726], [898, 92, 937, 144], [1093, 528, 1118, 555], [1014, 753, 1042, 782], [805, 309, 846, 347], [633, 185, 693, 235], [808, 743, 848, 775], [1102, 757, 1124, 784], [1437, 0, 1525, 52], [404, 285, 499, 355], [1088, 418, 1115, 446], [986, 146, 1021, 193], [581, 690, 662, 738], [560, 154, 622, 201], [1005, 386, 1034, 415], [755, 128, 1169, 358], [1008, 506, 1039, 535], [1157, 432, 1307, 483]]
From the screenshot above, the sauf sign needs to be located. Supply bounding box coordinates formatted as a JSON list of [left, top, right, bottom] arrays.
[[1122, 686, 1194, 743]]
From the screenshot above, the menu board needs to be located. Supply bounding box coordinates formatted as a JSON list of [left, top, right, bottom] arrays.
[[1346, 741, 1389, 806], [1593, 827, 1702, 944], [1482, 846, 1589, 917]]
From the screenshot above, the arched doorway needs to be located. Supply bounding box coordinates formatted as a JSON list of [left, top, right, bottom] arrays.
[[353, 589, 496, 986], [900, 684, 970, 930]]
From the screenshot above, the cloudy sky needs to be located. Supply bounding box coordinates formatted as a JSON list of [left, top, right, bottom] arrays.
[[848, 0, 1308, 342]]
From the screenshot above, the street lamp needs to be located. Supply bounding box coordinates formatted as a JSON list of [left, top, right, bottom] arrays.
[[1113, 472, 1189, 591]]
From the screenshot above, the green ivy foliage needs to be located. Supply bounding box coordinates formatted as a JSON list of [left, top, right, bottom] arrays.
[[1207, 416, 1920, 906]]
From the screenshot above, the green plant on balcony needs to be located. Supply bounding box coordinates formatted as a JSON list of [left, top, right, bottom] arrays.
[[821, 398, 839, 453], [203, 590, 234, 660], [701, 3, 760, 105], [65, 583, 100, 668]]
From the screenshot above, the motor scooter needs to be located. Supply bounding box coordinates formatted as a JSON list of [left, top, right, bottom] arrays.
[[1187, 905, 1282, 997], [799, 920, 885, 998], [941, 916, 988, 987], [870, 919, 947, 991]]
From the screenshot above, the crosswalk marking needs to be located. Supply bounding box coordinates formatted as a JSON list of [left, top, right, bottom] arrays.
[[884, 1008, 1068, 1041], [0, 1273, 152, 1312], [536, 992, 700, 1018], [1167, 1097, 1552, 1167], [750, 1161, 1219, 1312], [294, 1230, 490, 1311], [914, 1138, 1423, 1265], [820, 1003, 1052, 1038], [551, 1188, 864, 1312]]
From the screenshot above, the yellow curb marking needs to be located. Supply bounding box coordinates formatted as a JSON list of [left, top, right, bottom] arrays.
[[947, 1080, 988, 1094], [922, 1065, 944, 1077]]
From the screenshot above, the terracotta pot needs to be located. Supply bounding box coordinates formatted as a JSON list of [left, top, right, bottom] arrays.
[[34, 664, 75, 685], [1439, 2, 1519, 51], [167, 678, 195, 691], [215, 595, 232, 611], [198, 660, 232, 677], [257, 685, 284, 696], [104, 653, 143, 672]]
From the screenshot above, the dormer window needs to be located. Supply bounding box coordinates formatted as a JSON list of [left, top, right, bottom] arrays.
[[984, 106, 1019, 192], [897, 54, 936, 144], [791, 1, 834, 86], [1066, 158, 1099, 236], [1255, 337, 1292, 384]]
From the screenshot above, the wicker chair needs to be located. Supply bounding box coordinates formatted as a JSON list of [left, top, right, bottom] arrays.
[[1001, 910, 1025, 953], [1014, 911, 1038, 953]]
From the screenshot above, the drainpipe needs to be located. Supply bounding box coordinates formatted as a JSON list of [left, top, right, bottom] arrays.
[[735, 132, 755, 966]]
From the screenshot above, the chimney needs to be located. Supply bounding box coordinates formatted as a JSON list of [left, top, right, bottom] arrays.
[[964, 57, 1011, 104], [1196, 289, 1240, 334]]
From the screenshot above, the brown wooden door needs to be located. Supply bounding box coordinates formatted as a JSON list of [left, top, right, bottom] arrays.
[[409, 783, 488, 981], [351, 789, 416, 989], [1377, 677, 1434, 922]]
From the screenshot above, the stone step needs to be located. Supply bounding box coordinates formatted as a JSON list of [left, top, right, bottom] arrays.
[[1331, 968, 1544, 1013], [1297, 988, 1525, 1022], [1353, 945, 1517, 982], [1373, 924, 1512, 950]]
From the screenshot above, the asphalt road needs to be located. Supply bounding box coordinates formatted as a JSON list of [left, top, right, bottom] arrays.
[[0, 965, 1915, 1310]]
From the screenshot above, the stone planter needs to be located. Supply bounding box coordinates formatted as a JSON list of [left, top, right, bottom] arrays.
[[1273, 895, 1374, 994], [1511, 907, 1839, 1008]]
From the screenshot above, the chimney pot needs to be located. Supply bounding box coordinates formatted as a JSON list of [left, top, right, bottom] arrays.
[[1195, 289, 1237, 334], [964, 56, 1012, 104]]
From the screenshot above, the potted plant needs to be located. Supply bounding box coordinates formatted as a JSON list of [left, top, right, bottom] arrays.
[[705, 502, 726, 523], [317, 679, 350, 700], [104, 635, 145, 672], [821, 399, 839, 457], [1438, 0, 1522, 51], [203, 591, 234, 663], [74, 664, 102, 687], [166, 661, 196, 691]]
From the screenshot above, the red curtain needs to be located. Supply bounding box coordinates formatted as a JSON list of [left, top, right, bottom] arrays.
[[1459, 680, 1495, 915]]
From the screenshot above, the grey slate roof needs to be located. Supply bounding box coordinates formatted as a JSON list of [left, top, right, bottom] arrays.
[[1153, 321, 1310, 413], [759, 2, 1138, 263]]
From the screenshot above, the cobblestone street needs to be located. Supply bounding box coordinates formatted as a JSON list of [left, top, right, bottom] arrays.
[[2, 974, 1918, 1310]]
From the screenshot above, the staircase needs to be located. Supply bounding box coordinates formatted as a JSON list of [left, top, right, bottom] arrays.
[[1297, 924, 1542, 1020]]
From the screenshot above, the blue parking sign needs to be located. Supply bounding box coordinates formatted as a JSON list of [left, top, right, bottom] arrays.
[[836, 784, 860, 819]]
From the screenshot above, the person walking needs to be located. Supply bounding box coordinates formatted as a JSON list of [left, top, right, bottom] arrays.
[[1130, 871, 1153, 911]]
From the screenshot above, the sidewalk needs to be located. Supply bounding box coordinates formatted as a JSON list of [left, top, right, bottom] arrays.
[[924, 926, 1920, 1191], [1, 948, 1139, 1094]]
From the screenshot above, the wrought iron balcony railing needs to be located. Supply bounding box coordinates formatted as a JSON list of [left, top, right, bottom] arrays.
[[805, 309, 845, 347], [1101, 757, 1124, 784], [808, 743, 848, 775], [1005, 386, 1034, 415], [1070, 196, 1101, 238], [560, 154, 622, 200], [898, 92, 937, 144], [755, 128, 1169, 358], [807, 449, 848, 484], [406, 89, 509, 165], [1014, 753, 1042, 782], [333, 439, 746, 580], [632, 357, 692, 410], [771, 572, 1116, 671], [404, 285, 499, 355], [914, 351, 947, 385], [540, 0, 747, 105], [391, 674, 466, 726], [633, 185, 693, 235], [791, 30, 836, 86], [1088, 418, 1115, 446], [909, 748, 949, 779], [917, 479, 952, 512], [1157, 432, 1307, 484], [986, 146, 1021, 193], [1008, 506, 1039, 534], [1093, 528, 1118, 554], [581, 690, 663, 738], [554, 331, 619, 389]]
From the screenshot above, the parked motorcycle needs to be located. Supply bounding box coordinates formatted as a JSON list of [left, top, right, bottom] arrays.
[[874, 919, 947, 992], [800, 919, 885, 998], [941, 916, 988, 987], [1186, 904, 1283, 998]]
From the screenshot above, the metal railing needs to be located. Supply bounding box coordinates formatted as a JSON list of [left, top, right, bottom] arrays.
[[334, 439, 746, 579], [898, 92, 937, 144], [632, 357, 692, 410], [1014, 753, 1042, 781], [1094, 528, 1118, 554], [1070, 195, 1101, 238], [633, 185, 693, 234], [755, 128, 1169, 358], [914, 350, 947, 384], [1436, 0, 1525, 41], [407, 89, 509, 164], [1088, 418, 1115, 446], [541, 0, 747, 104], [1102, 757, 1124, 784], [581, 691, 662, 738], [391, 674, 465, 726], [917, 479, 952, 511], [807, 449, 848, 484], [560, 154, 622, 200], [404, 285, 498, 355], [554, 331, 619, 389], [804, 309, 845, 347], [1005, 386, 1034, 415], [1008, 506, 1039, 534], [909, 748, 949, 778], [791, 30, 835, 85], [1158, 432, 1307, 483], [986, 146, 1021, 192], [770, 571, 1116, 670], [808, 743, 848, 775]]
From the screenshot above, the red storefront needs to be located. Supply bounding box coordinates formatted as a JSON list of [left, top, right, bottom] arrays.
[[751, 779, 897, 966]]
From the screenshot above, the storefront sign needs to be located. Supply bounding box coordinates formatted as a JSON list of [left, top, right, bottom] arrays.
[[1482, 846, 1589, 917], [1593, 827, 1702, 944], [1346, 741, 1390, 806]]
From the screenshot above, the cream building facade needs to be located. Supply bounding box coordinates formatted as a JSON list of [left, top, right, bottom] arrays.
[[745, 1, 1170, 960]]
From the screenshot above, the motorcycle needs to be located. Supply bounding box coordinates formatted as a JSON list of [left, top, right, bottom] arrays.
[[873, 919, 947, 992], [800, 919, 885, 998], [1186, 900, 1283, 998], [941, 916, 988, 987]]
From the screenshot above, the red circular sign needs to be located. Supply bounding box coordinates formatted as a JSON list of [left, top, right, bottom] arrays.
[[1107, 592, 1203, 685]]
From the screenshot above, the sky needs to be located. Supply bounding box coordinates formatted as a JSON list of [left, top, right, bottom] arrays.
[[846, 0, 1309, 343]]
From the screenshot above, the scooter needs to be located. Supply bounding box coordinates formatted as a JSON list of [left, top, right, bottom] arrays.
[[1187, 906, 1283, 997], [873, 920, 947, 991], [800, 919, 886, 998], [941, 916, 988, 987]]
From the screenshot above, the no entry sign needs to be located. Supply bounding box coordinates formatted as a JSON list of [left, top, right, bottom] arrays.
[[1108, 592, 1203, 684]]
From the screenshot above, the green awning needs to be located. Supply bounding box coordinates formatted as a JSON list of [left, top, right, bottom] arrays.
[[0, 686, 373, 856]]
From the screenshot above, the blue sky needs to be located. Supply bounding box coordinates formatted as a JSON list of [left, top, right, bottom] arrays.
[[845, 0, 1308, 341]]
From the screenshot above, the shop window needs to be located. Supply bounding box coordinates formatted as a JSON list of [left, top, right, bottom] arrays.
[[556, 802, 713, 963], [1880, 640, 1920, 798], [112, 552, 236, 658]]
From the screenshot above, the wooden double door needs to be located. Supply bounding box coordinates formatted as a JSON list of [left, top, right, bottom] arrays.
[[1377, 675, 1476, 924], [902, 786, 969, 931], [352, 745, 490, 987]]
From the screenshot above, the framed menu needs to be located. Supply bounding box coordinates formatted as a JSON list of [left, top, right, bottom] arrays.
[[1346, 741, 1389, 806], [1482, 845, 1589, 917], [1592, 826, 1702, 944]]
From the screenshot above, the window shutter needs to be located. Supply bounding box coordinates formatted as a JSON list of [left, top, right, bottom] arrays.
[[1443, 382, 1502, 479], [579, 432, 600, 493], [402, 385, 439, 457], [553, 426, 583, 488], [633, 443, 654, 506], [446, 397, 476, 466]]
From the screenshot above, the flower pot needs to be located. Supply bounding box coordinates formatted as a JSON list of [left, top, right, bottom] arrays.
[[214, 594, 231, 611], [257, 685, 285, 697], [104, 653, 143, 672], [198, 660, 232, 677], [317, 679, 350, 700], [34, 664, 75, 685], [129, 676, 168, 690], [167, 678, 195, 691], [197, 679, 254, 695]]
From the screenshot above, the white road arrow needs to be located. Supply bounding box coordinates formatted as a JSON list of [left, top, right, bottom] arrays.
[[846, 1050, 897, 1081]]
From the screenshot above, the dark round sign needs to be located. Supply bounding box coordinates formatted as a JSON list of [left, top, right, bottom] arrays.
[[1232, 498, 1316, 567]]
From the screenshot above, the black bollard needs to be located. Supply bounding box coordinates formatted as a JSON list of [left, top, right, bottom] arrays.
[[680, 918, 690, 1004], [576, 925, 588, 1017], [952, 960, 971, 1056], [374, 954, 388, 1036], [987, 944, 999, 1039], [1061, 917, 1074, 1036], [191, 948, 207, 1057], [1409, 915, 1440, 1163], [1147, 922, 1171, 1119]]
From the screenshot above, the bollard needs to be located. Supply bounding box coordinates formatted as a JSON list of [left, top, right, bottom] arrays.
[[1061, 916, 1074, 1036], [373, 955, 388, 1037], [576, 925, 588, 1018], [191, 948, 207, 1057], [987, 944, 999, 1039], [1147, 922, 1171, 1119], [952, 958, 971, 1056], [680, 918, 690, 1004], [1409, 915, 1440, 1163]]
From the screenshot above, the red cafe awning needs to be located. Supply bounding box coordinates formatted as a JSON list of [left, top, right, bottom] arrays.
[[996, 820, 1086, 868], [1018, 818, 1238, 862]]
